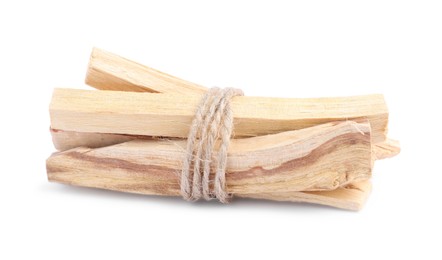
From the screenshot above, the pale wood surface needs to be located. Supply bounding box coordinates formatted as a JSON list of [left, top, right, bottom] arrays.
[[86, 48, 207, 94], [373, 138, 401, 160], [81, 48, 397, 159], [241, 180, 372, 211], [50, 88, 388, 143], [82, 48, 398, 158], [86, 48, 388, 142], [50, 128, 142, 150], [51, 128, 399, 162], [47, 121, 372, 210], [47, 121, 372, 196]]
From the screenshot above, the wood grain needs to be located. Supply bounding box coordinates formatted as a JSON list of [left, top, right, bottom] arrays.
[[241, 180, 372, 211], [47, 121, 372, 197], [50, 88, 388, 143], [86, 48, 207, 94], [82, 48, 397, 157], [373, 138, 401, 160], [51, 128, 399, 162], [50, 128, 142, 150]]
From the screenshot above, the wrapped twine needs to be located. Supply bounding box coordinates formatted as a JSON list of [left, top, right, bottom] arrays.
[[180, 87, 244, 203]]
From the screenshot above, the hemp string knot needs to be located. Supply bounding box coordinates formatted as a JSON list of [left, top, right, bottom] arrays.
[[180, 87, 244, 203]]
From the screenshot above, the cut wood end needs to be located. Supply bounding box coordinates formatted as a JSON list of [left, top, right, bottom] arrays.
[[239, 180, 372, 211], [85, 48, 154, 92], [86, 47, 206, 94], [373, 139, 401, 160]]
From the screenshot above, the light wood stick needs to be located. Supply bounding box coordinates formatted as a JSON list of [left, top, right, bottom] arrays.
[[47, 121, 371, 194], [373, 138, 401, 160], [51, 128, 398, 161], [86, 48, 207, 94], [50, 88, 388, 143], [241, 180, 372, 211], [50, 128, 142, 150], [47, 121, 372, 210]]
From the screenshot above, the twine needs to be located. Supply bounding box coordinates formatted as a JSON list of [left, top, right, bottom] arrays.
[[180, 87, 244, 203]]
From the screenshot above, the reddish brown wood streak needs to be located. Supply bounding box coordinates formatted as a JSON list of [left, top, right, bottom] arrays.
[[47, 131, 370, 195], [228, 132, 370, 180], [67, 151, 178, 180]]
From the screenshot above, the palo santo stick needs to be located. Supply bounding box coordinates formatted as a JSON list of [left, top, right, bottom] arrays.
[[86, 48, 207, 94], [241, 180, 372, 211], [47, 121, 372, 196], [50, 128, 142, 150], [50, 88, 388, 143], [373, 138, 401, 160], [51, 128, 398, 162], [48, 124, 373, 211]]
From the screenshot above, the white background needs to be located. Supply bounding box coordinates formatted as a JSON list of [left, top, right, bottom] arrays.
[[1, 1, 440, 259]]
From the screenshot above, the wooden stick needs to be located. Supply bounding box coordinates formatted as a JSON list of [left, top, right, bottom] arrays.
[[50, 88, 388, 143], [86, 48, 207, 94], [51, 128, 399, 162], [47, 121, 372, 194], [241, 180, 372, 211], [50, 128, 143, 150], [373, 138, 401, 160], [47, 121, 372, 210]]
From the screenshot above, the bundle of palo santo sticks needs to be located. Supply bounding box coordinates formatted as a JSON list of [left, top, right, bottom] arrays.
[[46, 48, 400, 211]]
